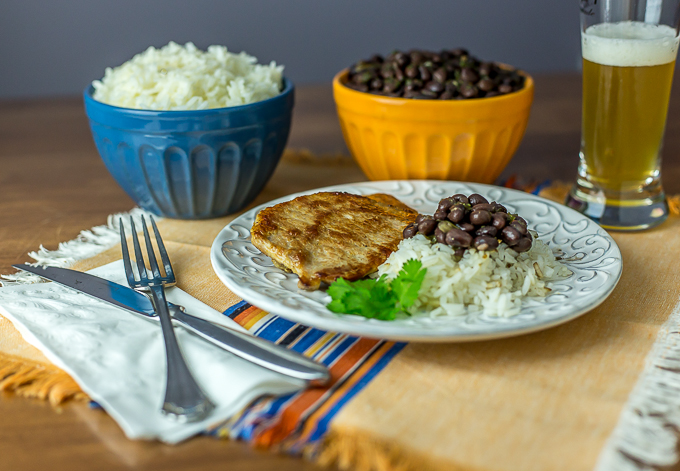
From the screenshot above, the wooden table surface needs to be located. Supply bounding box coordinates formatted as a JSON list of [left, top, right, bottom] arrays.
[[2, 73, 680, 470]]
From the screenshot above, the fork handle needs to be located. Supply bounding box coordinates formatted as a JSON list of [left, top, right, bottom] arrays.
[[148, 284, 214, 422]]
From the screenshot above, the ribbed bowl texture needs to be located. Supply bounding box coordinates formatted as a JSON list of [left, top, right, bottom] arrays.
[[333, 70, 533, 183], [83, 78, 294, 219]]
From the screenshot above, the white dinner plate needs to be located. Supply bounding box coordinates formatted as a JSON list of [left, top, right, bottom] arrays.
[[209, 181, 622, 342]]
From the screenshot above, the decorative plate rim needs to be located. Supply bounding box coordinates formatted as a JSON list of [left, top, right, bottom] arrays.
[[209, 180, 623, 342]]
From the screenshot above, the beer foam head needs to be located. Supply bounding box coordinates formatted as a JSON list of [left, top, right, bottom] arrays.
[[582, 21, 679, 67]]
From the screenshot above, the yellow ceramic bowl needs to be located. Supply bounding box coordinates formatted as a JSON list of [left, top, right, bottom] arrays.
[[332, 69, 534, 183]]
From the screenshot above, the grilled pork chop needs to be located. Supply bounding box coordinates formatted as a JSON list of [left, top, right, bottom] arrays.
[[251, 192, 418, 290]]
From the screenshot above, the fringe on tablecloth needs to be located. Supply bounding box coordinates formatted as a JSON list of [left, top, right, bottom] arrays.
[[0, 208, 155, 405], [0, 149, 350, 405], [316, 430, 427, 471], [594, 302, 680, 470], [0, 354, 87, 405], [0, 207, 153, 286], [4, 170, 680, 471], [314, 181, 680, 471]]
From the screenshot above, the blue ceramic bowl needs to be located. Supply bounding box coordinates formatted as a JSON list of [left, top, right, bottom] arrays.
[[83, 78, 294, 219]]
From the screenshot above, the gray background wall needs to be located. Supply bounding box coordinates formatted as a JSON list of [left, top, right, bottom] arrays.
[[0, 0, 580, 99]]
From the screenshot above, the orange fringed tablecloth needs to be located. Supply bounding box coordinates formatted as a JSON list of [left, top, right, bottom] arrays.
[[3, 166, 680, 471]]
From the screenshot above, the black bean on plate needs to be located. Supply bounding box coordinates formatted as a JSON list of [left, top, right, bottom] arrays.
[[468, 193, 489, 206], [452, 194, 469, 205], [447, 205, 466, 223], [469, 209, 491, 226], [472, 203, 494, 212], [446, 228, 473, 248], [510, 220, 528, 235], [437, 198, 453, 211], [513, 237, 532, 253], [434, 209, 448, 220], [418, 218, 437, 235], [476, 225, 498, 237], [501, 226, 521, 246], [403, 223, 418, 239], [404, 194, 534, 256], [459, 222, 475, 233], [491, 213, 507, 230], [473, 235, 499, 251]]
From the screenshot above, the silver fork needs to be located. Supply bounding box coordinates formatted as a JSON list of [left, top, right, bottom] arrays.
[[120, 215, 214, 422]]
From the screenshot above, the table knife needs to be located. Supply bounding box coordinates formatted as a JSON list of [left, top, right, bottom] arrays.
[[12, 264, 330, 386]]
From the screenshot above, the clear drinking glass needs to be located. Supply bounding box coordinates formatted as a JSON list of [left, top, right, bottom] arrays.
[[566, 0, 680, 230]]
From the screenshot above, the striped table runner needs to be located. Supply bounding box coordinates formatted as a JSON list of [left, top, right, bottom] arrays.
[[213, 301, 405, 453], [4, 175, 680, 470]]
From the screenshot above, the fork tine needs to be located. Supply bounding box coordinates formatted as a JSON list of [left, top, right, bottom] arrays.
[[141, 215, 162, 280], [123, 217, 213, 420], [119, 218, 136, 286], [150, 216, 174, 282], [129, 216, 148, 283]]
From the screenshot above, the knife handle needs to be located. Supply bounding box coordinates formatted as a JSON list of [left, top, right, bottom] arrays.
[[170, 308, 331, 387]]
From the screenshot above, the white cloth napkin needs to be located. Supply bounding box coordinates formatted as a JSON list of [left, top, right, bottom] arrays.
[[0, 260, 305, 443]]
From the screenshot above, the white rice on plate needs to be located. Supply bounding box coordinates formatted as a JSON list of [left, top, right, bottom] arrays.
[[377, 234, 572, 318], [92, 41, 284, 110]]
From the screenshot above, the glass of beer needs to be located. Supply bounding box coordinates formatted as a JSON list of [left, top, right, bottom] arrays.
[[567, 0, 680, 230]]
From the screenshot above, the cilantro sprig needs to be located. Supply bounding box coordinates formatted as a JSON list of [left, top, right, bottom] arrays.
[[326, 259, 427, 320]]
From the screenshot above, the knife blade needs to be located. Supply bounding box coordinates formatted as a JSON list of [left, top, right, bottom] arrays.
[[13, 264, 330, 386]]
